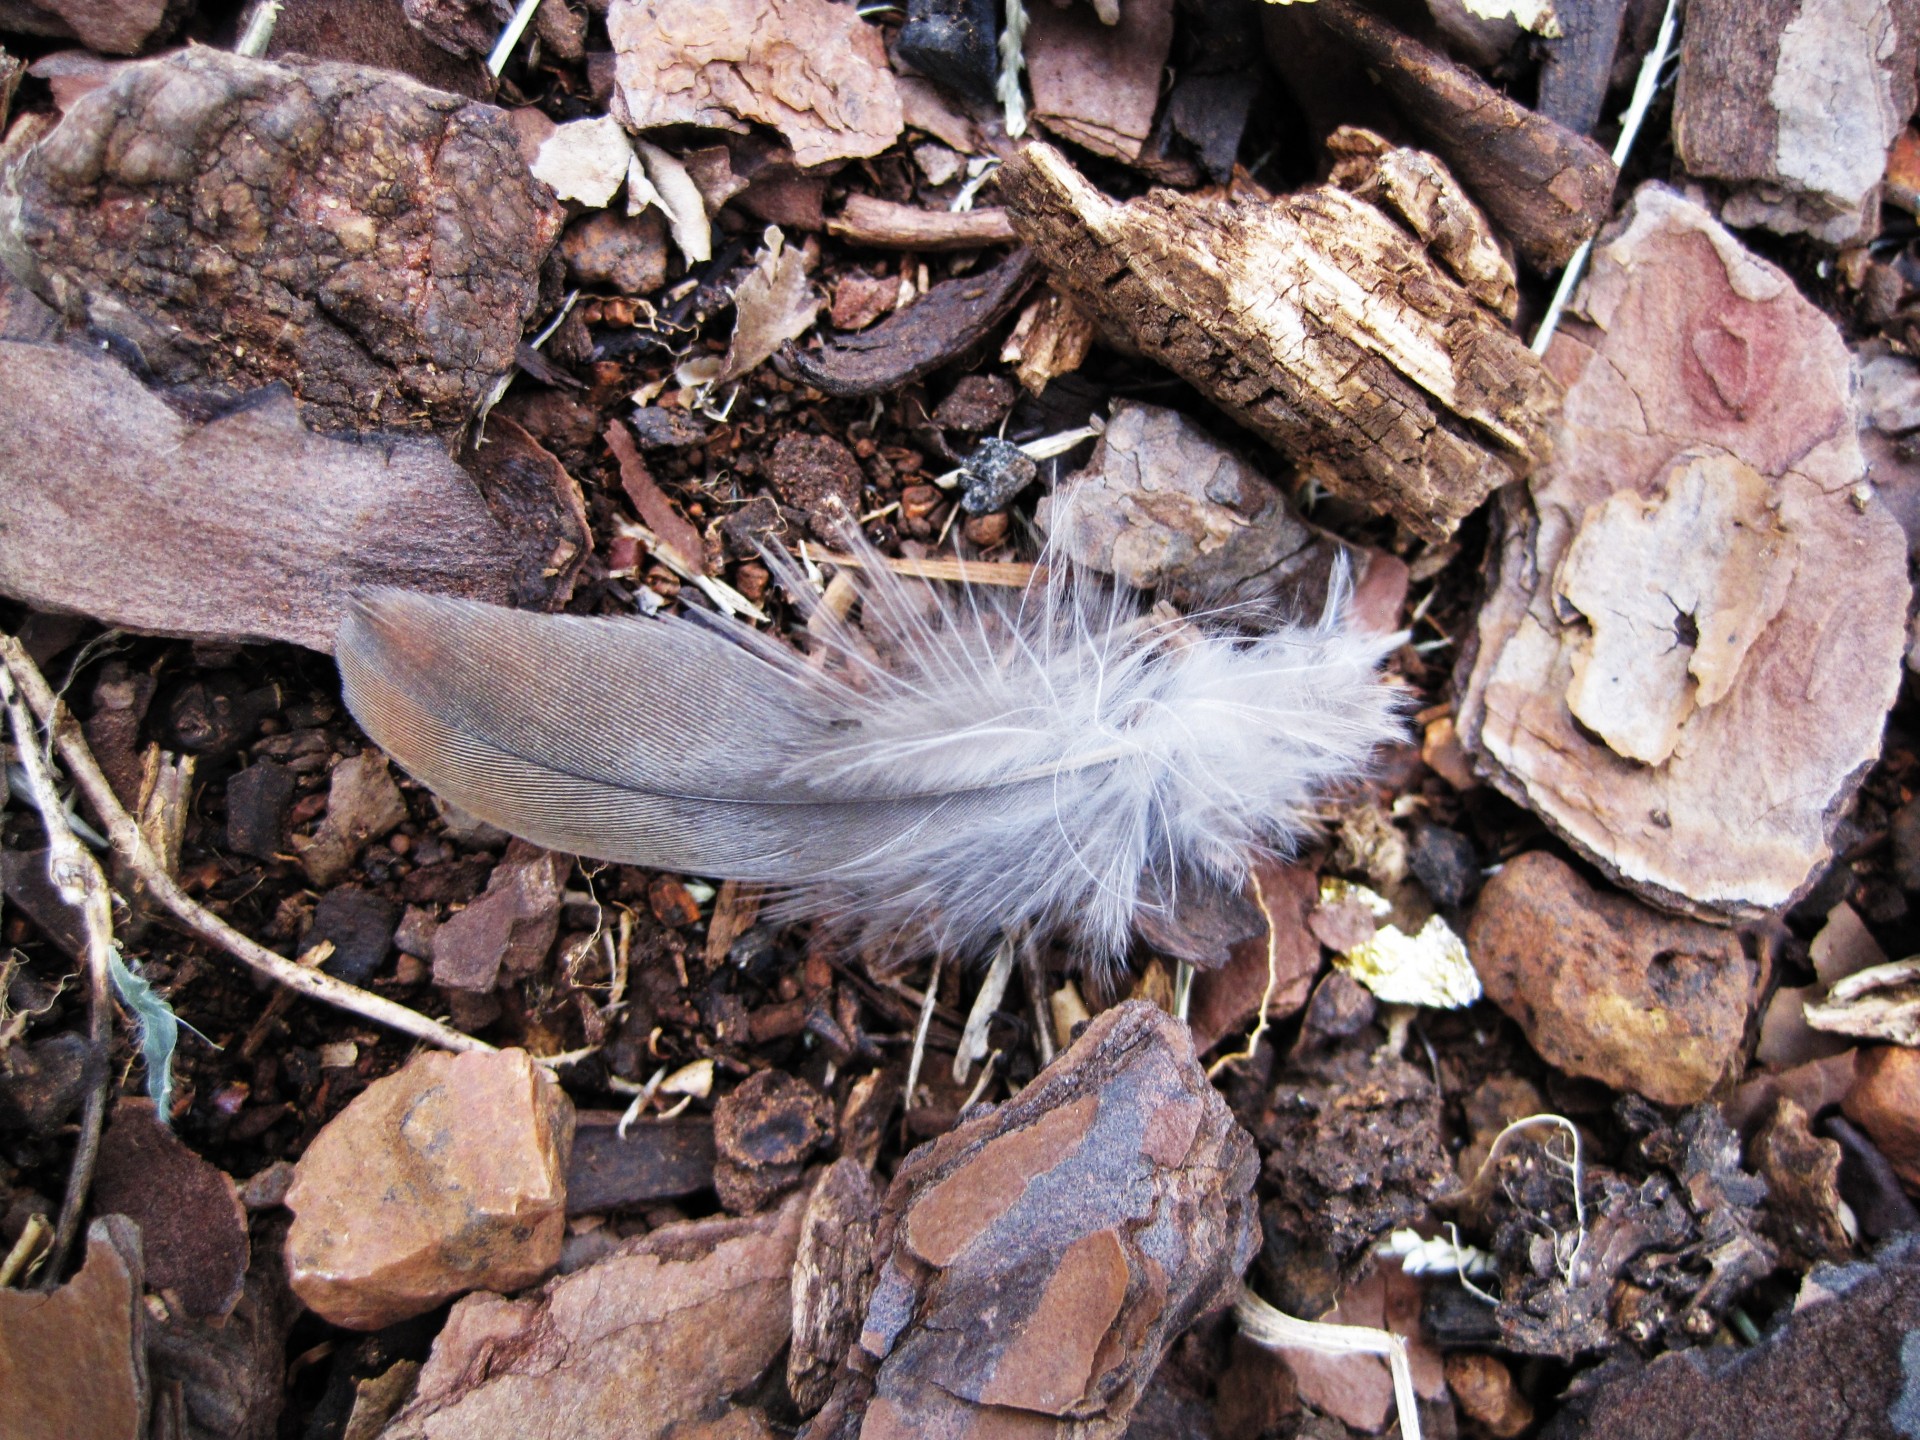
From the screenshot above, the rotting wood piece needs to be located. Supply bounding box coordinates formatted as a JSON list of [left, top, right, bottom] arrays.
[[784, 247, 1041, 399], [1309, 0, 1617, 272], [999, 139, 1556, 542], [800, 1001, 1258, 1439]]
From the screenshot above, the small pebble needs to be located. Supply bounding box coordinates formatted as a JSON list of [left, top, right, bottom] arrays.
[[958, 435, 1037, 514]]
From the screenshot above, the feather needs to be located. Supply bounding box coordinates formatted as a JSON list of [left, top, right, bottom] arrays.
[[336, 543, 1406, 974]]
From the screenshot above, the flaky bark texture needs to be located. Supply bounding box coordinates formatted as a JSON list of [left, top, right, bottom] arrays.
[[1675, 0, 1920, 243], [801, 1001, 1258, 1439], [1458, 185, 1910, 922], [0, 49, 564, 432], [1000, 139, 1555, 542]]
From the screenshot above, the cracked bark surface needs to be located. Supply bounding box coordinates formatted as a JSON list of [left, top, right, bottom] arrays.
[[999, 137, 1556, 542], [0, 48, 564, 432], [1458, 185, 1910, 921], [800, 1001, 1258, 1439]]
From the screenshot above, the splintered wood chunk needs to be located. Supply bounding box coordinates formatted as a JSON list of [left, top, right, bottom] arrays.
[[999, 140, 1554, 541], [801, 1000, 1258, 1439], [1310, 0, 1617, 271]]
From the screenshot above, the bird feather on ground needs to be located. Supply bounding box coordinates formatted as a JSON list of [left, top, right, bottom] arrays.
[[336, 538, 1405, 976]]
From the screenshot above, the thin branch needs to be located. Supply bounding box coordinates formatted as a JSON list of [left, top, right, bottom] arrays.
[[1, 636, 493, 1057], [1, 657, 114, 1281]]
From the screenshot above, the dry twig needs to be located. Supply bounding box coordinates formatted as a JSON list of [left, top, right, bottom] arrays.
[[1, 654, 114, 1280], [1, 635, 493, 1056]]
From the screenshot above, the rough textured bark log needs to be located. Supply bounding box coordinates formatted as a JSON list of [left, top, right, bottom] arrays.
[[1310, 0, 1617, 271], [800, 1002, 1258, 1440], [788, 1159, 882, 1416], [1674, 0, 1920, 244], [1000, 137, 1555, 542]]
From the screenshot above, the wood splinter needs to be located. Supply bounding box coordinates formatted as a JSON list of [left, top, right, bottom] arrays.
[[999, 138, 1558, 542]]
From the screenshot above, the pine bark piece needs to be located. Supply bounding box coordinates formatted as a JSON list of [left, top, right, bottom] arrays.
[[1675, 0, 1920, 245], [0, 49, 564, 433], [382, 1195, 808, 1440], [566, 1113, 715, 1213], [94, 1099, 251, 1324], [1458, 184, 1911, 921], [999, 138, 1554, 542], [0, 1218, 147, 1440], [802, 1001, 1259, 1439], [1025, 0, 1175, 165], [0, 338, 588, 652], [0, 0, 181, 54], [1536, 0, 1631, 135], [1310, 0, 1617, 271]]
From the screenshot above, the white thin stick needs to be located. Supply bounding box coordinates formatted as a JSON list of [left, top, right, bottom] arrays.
[[486, 0, 542, 76], [234, 0, 281, 57], [902, 950, 946, 1123], [1530, 0, 1680, 354], [1235, 1285, 1423, 1440], [2, 637, 492, 1057]]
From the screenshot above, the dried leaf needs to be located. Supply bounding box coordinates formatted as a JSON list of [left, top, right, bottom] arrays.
[[607, 421, 706, 575], [530, 115, 632, 207], [632, 138, 712, 264], [677, 228, 820, 389], [608, 0, 902, 168]]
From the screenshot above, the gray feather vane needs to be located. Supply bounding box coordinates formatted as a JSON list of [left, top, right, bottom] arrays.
[[336, 547, 1405, 973]]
